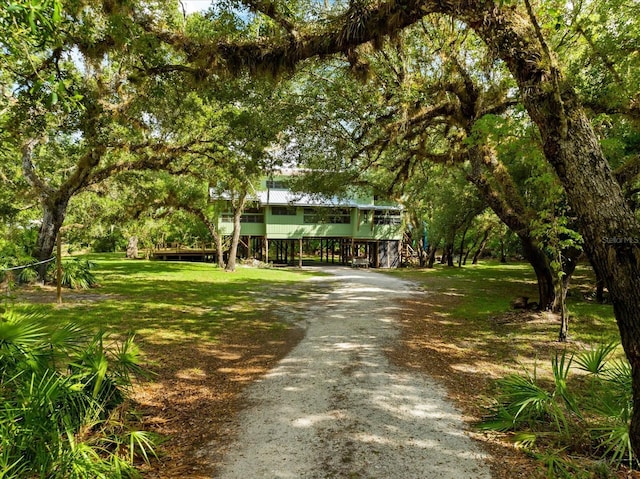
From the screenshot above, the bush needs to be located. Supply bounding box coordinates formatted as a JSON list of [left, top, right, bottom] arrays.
[[47, 257, 98, 289], [0, 306, 157, 478], [17, 265, 38, 284], [1, 228, 40, 287], [92, 232, 126, 253], [1, 257, 39, 286], [479, 343, 634, 475]]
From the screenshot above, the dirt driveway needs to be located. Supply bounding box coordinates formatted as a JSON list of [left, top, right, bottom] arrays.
[[213, 267, 492, 478]]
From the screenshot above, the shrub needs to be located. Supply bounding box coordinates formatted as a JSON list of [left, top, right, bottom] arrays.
[[0, 306, 157, 478], [1, 258, 39, 287], [480, 344, 634, 474], [0, 227, 39, 285], [50, 257, 98, 289], [17, 265, 38, 284]]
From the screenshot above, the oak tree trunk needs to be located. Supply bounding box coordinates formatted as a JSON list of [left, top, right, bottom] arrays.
[[225, 192, 248, 272], [463, 228, 482, 266], [596, 280, 605, 303], [557, 284, 569, 342], [445, 241, 454, 267], [552, 247, 581, 313], [459, 3, 640, 455], [225, 213, 242, 272], [472, 228, 491, 264], [34, 197, 70, 282], [427, 239, 439, 268], [216, 234, 225, 269], [457, 226, 468, 267], [468, 150, 555, 310], [126, 237, 139, 259], [520, 236, 555, 311]]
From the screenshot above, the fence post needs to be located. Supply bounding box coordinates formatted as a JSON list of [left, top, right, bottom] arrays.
[[56, 233, 62, 305]]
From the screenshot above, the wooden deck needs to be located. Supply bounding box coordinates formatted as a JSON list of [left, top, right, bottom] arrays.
[[149, 248, 218, 262]]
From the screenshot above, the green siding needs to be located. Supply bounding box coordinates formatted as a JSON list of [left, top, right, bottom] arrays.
[[267, 224, 353, 239], [219, 205, 402, 240], [266, 206, 302, 225], [354, 224, 403, 240], [352, 210, 403, 240], [218, 222, 266, 236]]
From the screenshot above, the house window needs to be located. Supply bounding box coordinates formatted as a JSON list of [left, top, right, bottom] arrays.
[[221, 207, 264, 223], [242, 207, 264, 223], [266, 180, 288, 189], [241, 213, 264, 223], [303, 208, 318, 224], [304, 208, 351, 224], [374, 211, 401, 225], [330, 208, 351, 224], [272, 206, 297, 216]]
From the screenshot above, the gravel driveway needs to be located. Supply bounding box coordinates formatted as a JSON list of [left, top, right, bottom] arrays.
[[215, 267, 492, 478]]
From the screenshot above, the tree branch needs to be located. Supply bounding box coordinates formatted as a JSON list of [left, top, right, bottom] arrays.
[[21, 138, 54, 199], [143, 0, 436, 76], [87, 140, 222, 185], [241, 0, 299, 39]]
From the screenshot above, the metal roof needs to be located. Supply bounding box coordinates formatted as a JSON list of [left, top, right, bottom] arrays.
[[210, 187, 402, 211]]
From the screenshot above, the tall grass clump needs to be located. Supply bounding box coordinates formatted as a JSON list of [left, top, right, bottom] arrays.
[[480, 343, 634, 477], [56, 257, 98, 289], [0, 304, 157, 478]]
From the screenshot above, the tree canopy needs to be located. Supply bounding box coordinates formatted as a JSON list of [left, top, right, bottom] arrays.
[[3, 0, 640, 462]]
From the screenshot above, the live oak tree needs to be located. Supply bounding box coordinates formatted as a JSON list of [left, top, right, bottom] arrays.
[[7, 0, 640, 457], [421, 171, 486, 268], [399, 164, 492, 268], [2, 2, 232, 279], [136, 75, 294, 272], [466, 211, 502, 266], [16, 80, 222, 279], [282, 20, 574, 310], [157, 0, 638, 359], [61, 77, 286, 270], [140, 0, 640, 453]]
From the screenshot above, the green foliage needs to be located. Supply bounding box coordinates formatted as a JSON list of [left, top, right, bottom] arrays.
[[0, 0, 62, 50], [532, 448, 589, 479], [574, 341, 618, 375], [5, 255, 321, 474], [54, 257, 98, 290], [16, 265, 37, 284], [0, 224, 40, 285], [479, 352, 579, 436], [479, 373, 553, 432], [480, 344, 634, 471], [0, 306, 156, 478]]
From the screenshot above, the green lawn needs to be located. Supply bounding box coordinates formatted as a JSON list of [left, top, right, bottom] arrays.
[[11, 256, 619, 363], [386, 260, 619, 350], [10, 254, 324, 346]]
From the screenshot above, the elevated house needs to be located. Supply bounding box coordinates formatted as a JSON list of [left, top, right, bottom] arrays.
[[210, 170, 404, 268]]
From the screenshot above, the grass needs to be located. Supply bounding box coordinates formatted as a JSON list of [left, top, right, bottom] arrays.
[[387, 260, 620, 353], [11, 255, 621, 396], [9, 253, 324, 347], [398, 262, 535, 318], [14, 256, 617, 366]]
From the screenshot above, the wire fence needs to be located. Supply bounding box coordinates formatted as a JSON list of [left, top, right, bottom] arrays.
[[1, 256, 56, 273]]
